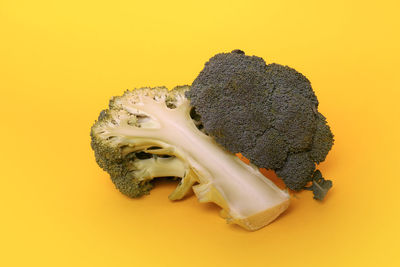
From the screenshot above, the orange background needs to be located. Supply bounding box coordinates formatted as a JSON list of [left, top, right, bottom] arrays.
[[0, 0, 399, 266]]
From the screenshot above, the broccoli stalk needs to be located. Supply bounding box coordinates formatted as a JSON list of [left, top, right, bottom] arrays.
[[91, 86, 290, 231]]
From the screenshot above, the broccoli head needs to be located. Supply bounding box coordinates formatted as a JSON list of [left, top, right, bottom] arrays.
[[187, 50, 334, 197], [91, 86, 290, 230]]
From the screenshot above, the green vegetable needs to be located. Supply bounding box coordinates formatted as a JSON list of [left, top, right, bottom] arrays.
[[304, 170, 333, 200], [186, 50, 334, 199], [91, 86, 290, 231]]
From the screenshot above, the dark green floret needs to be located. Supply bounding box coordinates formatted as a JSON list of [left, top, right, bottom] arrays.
[[304, 170, 333, 200], [187, 50, 334, 199]]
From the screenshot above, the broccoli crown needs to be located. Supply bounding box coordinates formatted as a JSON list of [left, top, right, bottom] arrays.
[[91, 85, 290, 230], [91, 86, 190, 198], [187, 50, 334, 193]]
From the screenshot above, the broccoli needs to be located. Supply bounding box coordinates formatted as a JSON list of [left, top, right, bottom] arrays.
[[91, 86, 290, 231], [304, 170, 333, 200], [186, 50, 334, 198]]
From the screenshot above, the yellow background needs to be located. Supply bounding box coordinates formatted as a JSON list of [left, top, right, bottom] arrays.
[[1, 0, 399, 266]]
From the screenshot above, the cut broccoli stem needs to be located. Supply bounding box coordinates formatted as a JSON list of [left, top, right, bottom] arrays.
[[97, 90, 289, 230], [129, 157, 186, 181]]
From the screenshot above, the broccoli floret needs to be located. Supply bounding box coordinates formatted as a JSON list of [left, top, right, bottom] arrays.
[[275, 152, 315, 191], [187, 50, 334, 199], [304, 170, 333, 200], [91, 86, 290, 231]]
